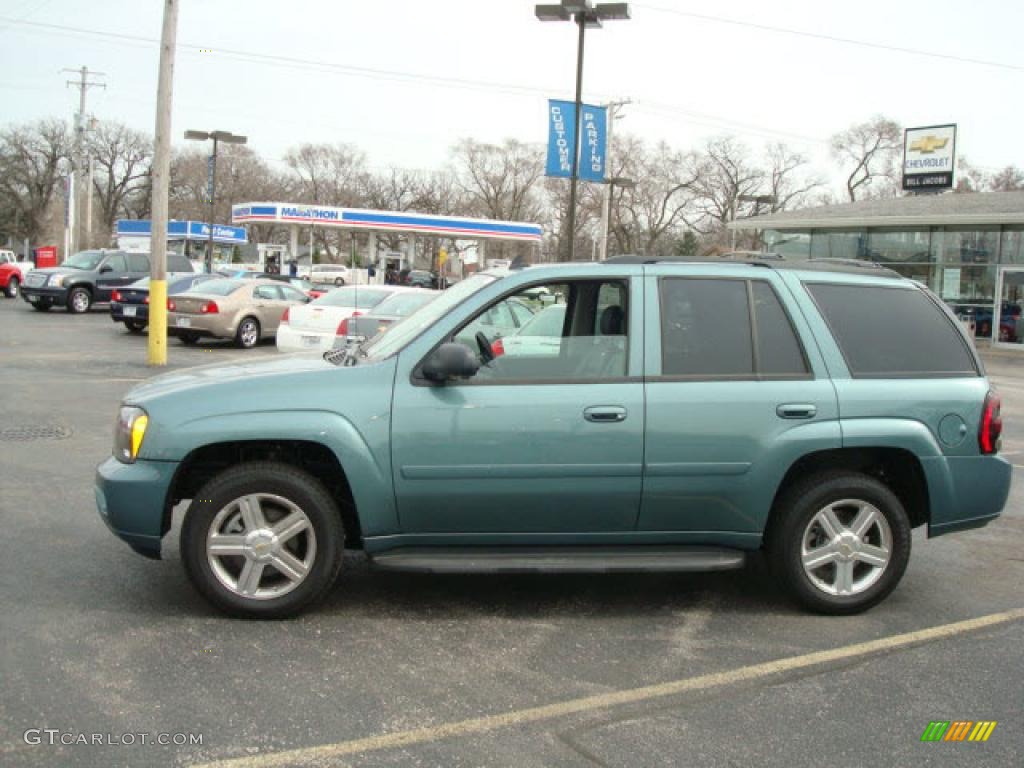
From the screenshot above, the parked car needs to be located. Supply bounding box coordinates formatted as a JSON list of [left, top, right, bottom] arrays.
[[342, 289, 440, 345], [109, 273, 224, 333], [167, 278, 310, 348], [491, 302, 566, 358], [452, 295, 535, 350], [0, 249, 36, 298], [309, 264, 350, 286], [275, 285, 412, 353], [95, 257, 1010, 619], [403, 269, 438, 288], [254, 274, 325, 300], [21, 250, 193, 313]]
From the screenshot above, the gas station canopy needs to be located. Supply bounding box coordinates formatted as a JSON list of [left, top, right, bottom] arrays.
[[231, 203, 543, 242]]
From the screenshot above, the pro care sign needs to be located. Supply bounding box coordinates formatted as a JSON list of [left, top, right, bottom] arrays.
[[902, 124, 956, 191]]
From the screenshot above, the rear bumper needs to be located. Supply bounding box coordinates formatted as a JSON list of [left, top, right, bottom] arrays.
[[276, 324, 335, 353], [166, 313, 228, 338], [924, 455, 1012, 537], [95, 456, 179, 558], [111, 303, 150, 323]]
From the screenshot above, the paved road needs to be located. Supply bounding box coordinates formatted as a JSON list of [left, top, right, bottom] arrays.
[[1, 297, 1021, 767]]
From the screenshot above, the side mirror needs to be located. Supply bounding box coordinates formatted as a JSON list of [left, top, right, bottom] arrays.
[[421, 342, 480, 383], [99, 264, 113, 273]]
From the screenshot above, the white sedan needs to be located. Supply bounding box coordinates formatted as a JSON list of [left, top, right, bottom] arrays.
[[276, 285, 416, 353]]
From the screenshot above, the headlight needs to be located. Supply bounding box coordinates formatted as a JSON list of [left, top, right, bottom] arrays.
[[48, 274, 65, 287], [113, 406, 149, 463]]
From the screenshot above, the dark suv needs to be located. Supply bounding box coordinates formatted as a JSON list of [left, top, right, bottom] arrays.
[[21, 250, 193, 313]]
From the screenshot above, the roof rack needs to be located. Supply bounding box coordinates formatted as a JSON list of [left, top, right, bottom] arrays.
[[601, 253, 902, 278]]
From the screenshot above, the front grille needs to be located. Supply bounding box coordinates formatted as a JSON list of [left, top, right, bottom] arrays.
[[25, 273, 47, 287]]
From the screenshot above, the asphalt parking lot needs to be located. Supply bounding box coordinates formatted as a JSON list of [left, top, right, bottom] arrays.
[[1, 296, 1022, 768]]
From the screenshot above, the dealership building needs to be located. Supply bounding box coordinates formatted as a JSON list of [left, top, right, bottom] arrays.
[[729, 190, 1024, 347]]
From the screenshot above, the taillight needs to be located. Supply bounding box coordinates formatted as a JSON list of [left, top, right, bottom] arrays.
[[337, 311, 362, 336], [167, 299, 176, 311], [281, 307, 290, 324], [110, 290, 122, 302], [200, 301, 219, 314], [491, 338, 505, 357], [980, 391, 1003, 455], [143, 296, 149, 304]]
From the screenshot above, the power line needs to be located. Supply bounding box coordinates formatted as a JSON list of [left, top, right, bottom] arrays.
[[635, 3, 1024, 73]]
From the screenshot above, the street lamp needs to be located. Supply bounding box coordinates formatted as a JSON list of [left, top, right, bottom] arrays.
[[536, 1, 630, 261], [599, 176, 634, 260], [184, 129, 247, 273]]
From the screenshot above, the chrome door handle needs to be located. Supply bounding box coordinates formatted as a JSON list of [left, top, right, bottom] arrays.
[[584, 406, 627, 423], [777, 403, 817, 419]]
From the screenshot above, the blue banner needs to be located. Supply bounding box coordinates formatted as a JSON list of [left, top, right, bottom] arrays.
[[579, 104, 608, 182], [546, 100, 576, 178]]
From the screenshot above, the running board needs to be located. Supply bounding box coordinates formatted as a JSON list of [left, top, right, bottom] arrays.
[[369, 546, 746, 574]]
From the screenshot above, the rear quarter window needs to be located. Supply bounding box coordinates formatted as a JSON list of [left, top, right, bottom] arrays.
[[806, 282, 978, 377]]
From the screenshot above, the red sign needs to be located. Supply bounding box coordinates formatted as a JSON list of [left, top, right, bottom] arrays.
[[34, 246, 58, 268]]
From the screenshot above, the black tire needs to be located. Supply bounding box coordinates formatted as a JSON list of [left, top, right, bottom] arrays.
[[67, 286, 92, 314], [334, 276, 346, 286], [235, 316, 261, 348], [180, 462, 344, 619], [179, 331, 200, 345], [5, 277, 19, 299], [124, 320, 147, 333], [766, 472, 911, 615], [31, 299, 53, 312]]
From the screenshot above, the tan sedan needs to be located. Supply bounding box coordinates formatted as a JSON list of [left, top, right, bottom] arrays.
[[167, 278, 311, 348]]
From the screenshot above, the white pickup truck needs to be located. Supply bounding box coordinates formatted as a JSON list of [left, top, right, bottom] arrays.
[[0, 250, 36, 298]]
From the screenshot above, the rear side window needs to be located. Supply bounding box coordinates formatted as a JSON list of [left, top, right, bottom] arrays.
[[127, 253, 150, 272], [659, 278, 809, 378], [806, 283, 977, 377]]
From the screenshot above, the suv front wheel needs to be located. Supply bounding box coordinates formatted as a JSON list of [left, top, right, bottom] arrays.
[[181, 463, 344, 618], [67, 286, 92, 314], [767, 472, 911, 615]]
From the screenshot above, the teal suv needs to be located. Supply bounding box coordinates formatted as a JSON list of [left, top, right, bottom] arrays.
[[95, 257, 1011, 617]]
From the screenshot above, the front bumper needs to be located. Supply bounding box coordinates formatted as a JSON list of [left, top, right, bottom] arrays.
[[95, 456, 179, 558], [22, 286, 68, 304]]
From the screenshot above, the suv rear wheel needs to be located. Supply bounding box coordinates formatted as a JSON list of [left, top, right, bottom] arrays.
[[180, 463, 344, 618], [67, 286, 92, 314], [767, 472, 911, 615]]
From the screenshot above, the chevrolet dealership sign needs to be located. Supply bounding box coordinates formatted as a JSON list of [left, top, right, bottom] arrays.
[[903, 124, 957, 191]]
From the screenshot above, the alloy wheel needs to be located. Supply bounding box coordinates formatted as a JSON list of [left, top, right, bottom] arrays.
[[800, 499, 892, 597]]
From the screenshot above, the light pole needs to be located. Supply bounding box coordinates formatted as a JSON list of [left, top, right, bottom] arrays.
[[536, 1, 630, 262], [184, 129, 247, 273], [598, 175, 634, 259]]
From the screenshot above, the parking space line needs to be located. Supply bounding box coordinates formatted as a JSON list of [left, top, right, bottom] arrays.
[[191, 608, 1024, 768]]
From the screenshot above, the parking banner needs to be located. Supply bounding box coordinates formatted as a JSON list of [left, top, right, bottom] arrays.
[[546, 100, 576, 178], [579, 104, 608, 182]]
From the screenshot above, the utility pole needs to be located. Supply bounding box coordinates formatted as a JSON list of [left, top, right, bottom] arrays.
[[63, 66, 105, 256], [597, 98, 630, 261], [148, 0, 179, 367]]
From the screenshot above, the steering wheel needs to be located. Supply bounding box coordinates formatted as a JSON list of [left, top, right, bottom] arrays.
[[475, 331, 495, 363]]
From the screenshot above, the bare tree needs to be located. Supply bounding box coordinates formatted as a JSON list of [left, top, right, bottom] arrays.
[[989, 165, 1024, 192], [688, 136, 764, 244], [763, 143, 824, 212], [86, 121, 152, 243], [829, 115, 902, 201], [0, 119, 70, 249]]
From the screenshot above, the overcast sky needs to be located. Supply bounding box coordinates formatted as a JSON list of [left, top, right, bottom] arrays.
[[1, 0, 1022, 192]]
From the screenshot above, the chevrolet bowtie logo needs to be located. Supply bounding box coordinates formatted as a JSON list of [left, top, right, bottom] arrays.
[[910, 136, 949, 154]]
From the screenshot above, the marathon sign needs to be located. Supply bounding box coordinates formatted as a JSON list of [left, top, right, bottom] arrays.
[[280, 206, 342, 222], [903, 124, 956, 191]]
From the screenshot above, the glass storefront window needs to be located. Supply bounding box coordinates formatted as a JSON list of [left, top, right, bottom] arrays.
[[1000, 226, 1024, 264], [763, 229, 810, 258], [934, 226, 1000, 264], [810, 229, 867, 260], [866, 228, 933, 263]]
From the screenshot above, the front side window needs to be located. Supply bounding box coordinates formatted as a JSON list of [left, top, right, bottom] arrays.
[[807, 282, 977, 376], [449, 279, 629, 383], [102, 254, 127, 273]]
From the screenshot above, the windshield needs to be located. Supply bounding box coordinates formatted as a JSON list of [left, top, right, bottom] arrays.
[[361, 273, 496, 360], [183, 279, 245, 296], [517, 304, 567, 336], [370, 291, 439, 317], [314, 287, 392, 309], [63, 251, 106, 270]]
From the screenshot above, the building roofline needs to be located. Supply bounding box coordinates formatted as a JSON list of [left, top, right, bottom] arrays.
[[729, 211, 1024, 230]]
